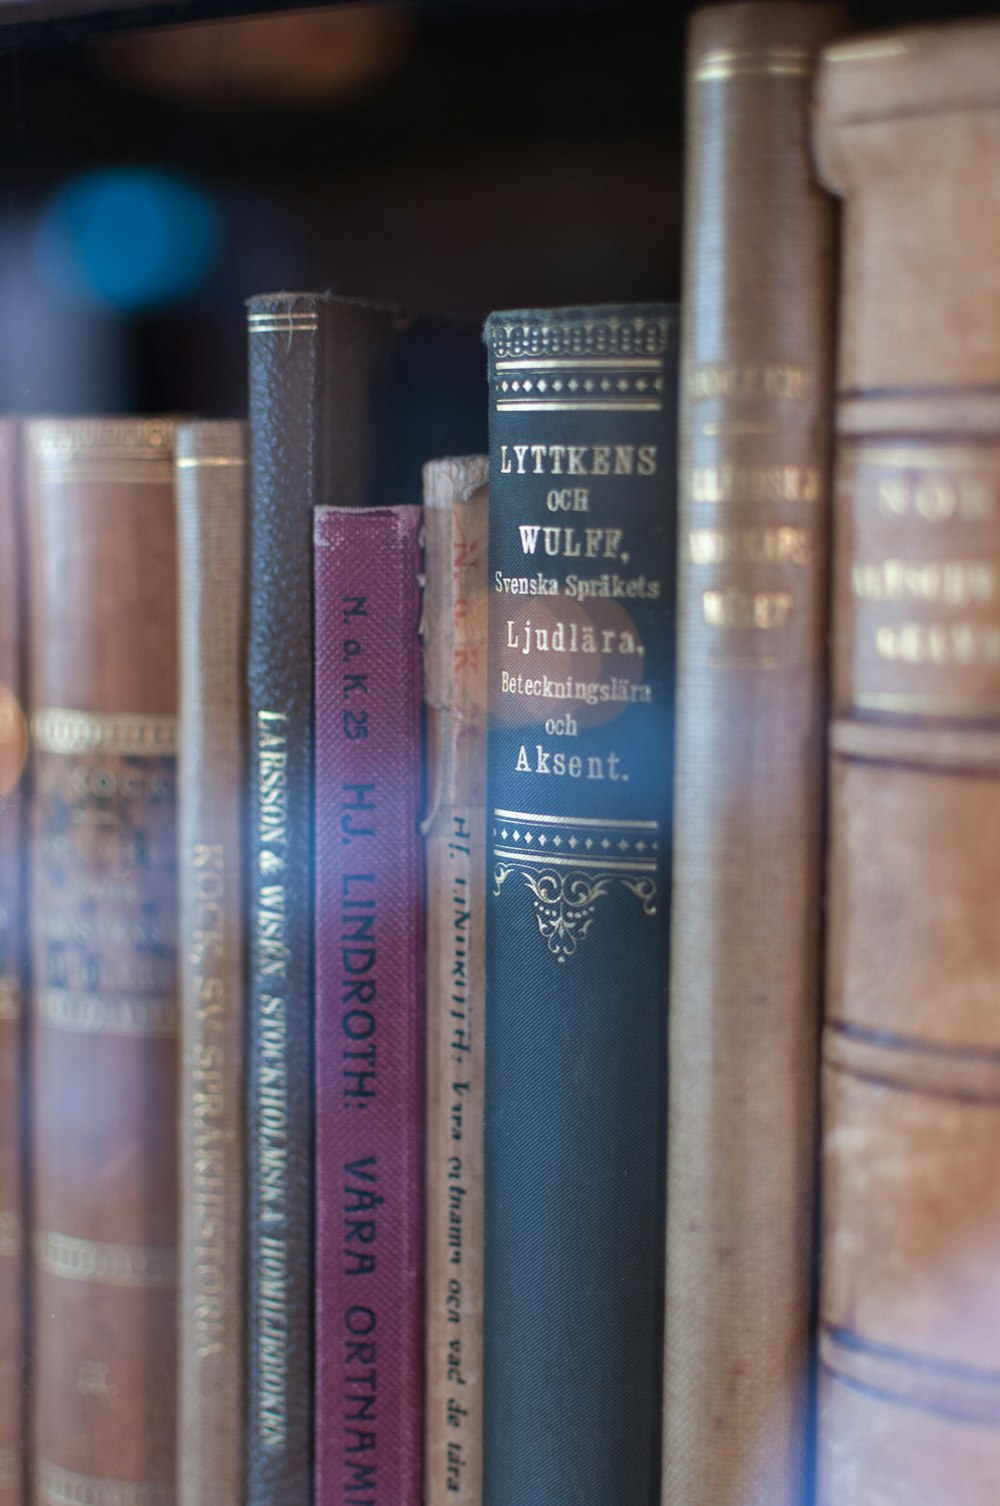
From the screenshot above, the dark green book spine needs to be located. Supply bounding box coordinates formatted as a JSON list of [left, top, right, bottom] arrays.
[[483, 305, 678, 1506]]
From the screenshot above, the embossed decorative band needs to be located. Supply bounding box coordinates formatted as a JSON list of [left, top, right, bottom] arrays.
[[37, 1459, 174, 1506], [35, 1231, 177, 1288], [492, 809, 660, 959], [0, 1211, 22, 1258], [37, 989, 177, 1037], [31, 708, 178, 757], [27, 421, 174, 462], [819, 1323, 1000, 1428], [0, 975, 20, 1021], [848, 444, 1000, 470], [488, 314, 672, 362]]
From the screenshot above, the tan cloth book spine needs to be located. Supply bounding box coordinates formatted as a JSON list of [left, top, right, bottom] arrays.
[[664, 7, 844, 1506], [176, 421, 247, 1506], [24, 418, 178, 1506], [814, 23, 1000, 1502], [0, 419, 26, 1506], [422, 456, 488, 1506]]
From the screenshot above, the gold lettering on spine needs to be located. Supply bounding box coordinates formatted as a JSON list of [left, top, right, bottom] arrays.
[[37, 989, 177, 1037], [35, 1231, 177, 1287], [254, 710, 290, 1447], [36, 1459, 173, 1506], [846, 445, 1000, 714], [690, 465, 821, 505], [686, 362, 811, 401], [852, 560, 996, 606], [189, 842, 228, 1363], [31, 709, 178, 758], [689, 527, 812, 566]]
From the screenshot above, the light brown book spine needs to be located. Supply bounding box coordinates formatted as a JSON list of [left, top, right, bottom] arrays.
[[0, 420, 26, 1506], [422, 457, 488, 1506], [814, 24, 1000, 1502], [24, 418, 178, 1506], [664, 7, 844, 1506], [176, 422, 247, 1506]]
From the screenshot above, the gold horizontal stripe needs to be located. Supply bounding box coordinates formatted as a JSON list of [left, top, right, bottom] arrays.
[[494, 848, 656, 873], [495, 809, 657, 830], [695, 59, 812, 81], [702, 421, 776, 436], [496, 400, 662, 412], [495, 357, 662, 371], [847, 445, 1000, 469], [37, 1458, 174, 1506], [697, 46, 813, 66], [37, 989, 177, 1038], [854, 691, 1000, 718], [34, 464, 175, 486], [35, 1231, 176, 1289], [31, 708, 177, 757], [707, 655, 781, 671], [247, 319, 318, 333], [825, 38, 911, 64], [0, 1212, 22, 1258], [0, 976, 20, 1022], [175, 456, 246, 468]]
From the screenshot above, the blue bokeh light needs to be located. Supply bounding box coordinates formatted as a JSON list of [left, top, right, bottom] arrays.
[[35, 167, 219, 311]]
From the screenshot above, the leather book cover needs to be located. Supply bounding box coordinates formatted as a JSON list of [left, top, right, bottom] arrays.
[[246, 292, 398, 1506], [176, 420, 248, 1506], [662, 9, 844, 1506], [313, 504, 424, 1506], [23, 417, 179, 1506], [421, 457, 488, 1506], [814, 24, 1000, 1503], [0, 420, 25, 1506], [482, 305, 676, 1506]]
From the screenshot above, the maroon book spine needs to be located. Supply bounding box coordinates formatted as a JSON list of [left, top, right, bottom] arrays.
[[313, 504, 425, 1506]]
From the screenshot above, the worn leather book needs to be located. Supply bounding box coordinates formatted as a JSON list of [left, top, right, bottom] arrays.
[[176, 420, 248, 1506], [663, 8, 845, 1506], [24, 417, 178, 1506], [483, 305, 676, 1506], [421, 456, 488, 1506], [814, 23, 1000, 1503], [0, 420, 25, 1506], [314, 504, 424, 1506], [246, 293, 398, 1506]]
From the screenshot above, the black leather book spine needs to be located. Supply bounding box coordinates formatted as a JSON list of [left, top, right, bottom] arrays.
[[483, 305, 678, 1506], [245, 293, 397, 1506]]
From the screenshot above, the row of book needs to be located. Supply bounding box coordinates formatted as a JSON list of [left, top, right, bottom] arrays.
[[3, 4, 1000, 1506]]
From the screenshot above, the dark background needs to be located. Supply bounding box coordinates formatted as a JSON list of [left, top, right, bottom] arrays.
[[0, 0, 996, 417]]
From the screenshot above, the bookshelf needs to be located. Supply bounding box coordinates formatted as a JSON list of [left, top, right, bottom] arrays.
[[1, 0, 995, 417]]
